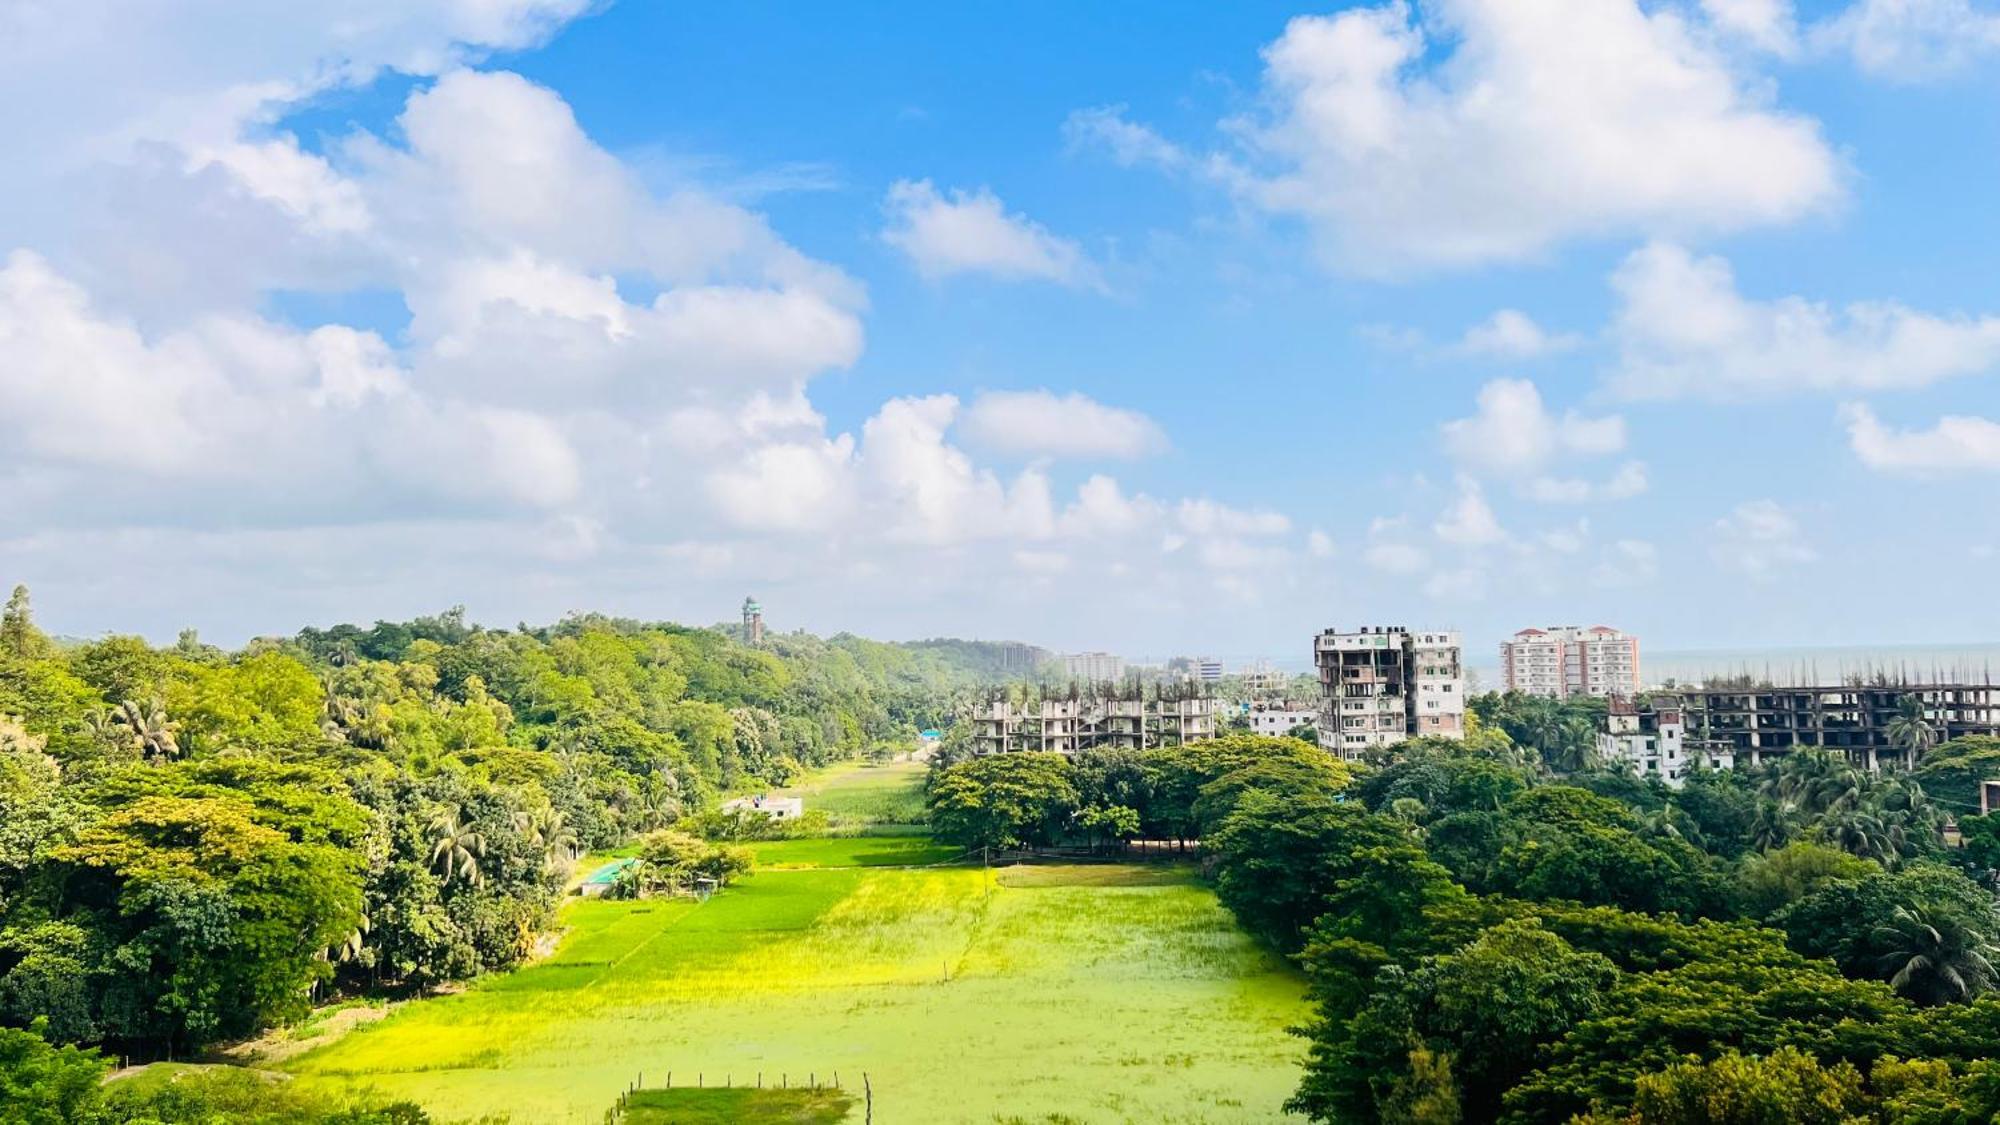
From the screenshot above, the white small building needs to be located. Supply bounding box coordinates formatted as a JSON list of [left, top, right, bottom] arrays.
[[722, 794, 804, 820], [1598, 698, 1733, 787], [1246, 701, 1318, 739]]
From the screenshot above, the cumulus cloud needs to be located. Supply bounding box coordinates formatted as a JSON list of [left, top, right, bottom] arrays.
[[1455, 310, 1581, 359], [1225, 0, 1839, 273], [881, 180, 1097, 286], [957, 390, 1167, 460], [1524, 462, 1651, 504], [1703, 0, 1801, 54], [1608, 242, 2000, 400], [1441, 379, 1627, 477], [1841, 402, 2000, 474], [0, 11, 1339, 647], [1813, 0, 2000, 80], [1433, 478, 1507, 546], [1711, 499, 1817, 579]]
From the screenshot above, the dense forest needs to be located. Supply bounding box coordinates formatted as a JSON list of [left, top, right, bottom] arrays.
[[924, 712, 2000, 1123], [0, 586, 1015, 1068]]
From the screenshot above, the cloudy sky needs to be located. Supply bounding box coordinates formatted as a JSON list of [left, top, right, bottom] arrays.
[[3, 0, 1998, 661]]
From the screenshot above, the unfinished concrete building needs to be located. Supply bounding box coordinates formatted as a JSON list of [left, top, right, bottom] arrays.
[[970, 685, 1217, 755], [1668, 680, 2000, 769], [1315, 625, 1464, 760]]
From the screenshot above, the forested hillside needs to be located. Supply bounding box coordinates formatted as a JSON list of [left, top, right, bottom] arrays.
[[0, 587, 1012, 1059]]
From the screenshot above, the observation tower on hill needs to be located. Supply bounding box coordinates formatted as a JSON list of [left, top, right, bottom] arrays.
[[742, 596, 765, 645]]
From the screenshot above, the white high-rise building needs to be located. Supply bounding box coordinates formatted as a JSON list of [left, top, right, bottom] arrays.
[[1059, 651, 1126, 682], [1314, 626, 1464, 760], [1500, 626, 1640, 699]]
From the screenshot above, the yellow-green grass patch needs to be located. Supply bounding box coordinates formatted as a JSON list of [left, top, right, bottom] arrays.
[[287, 860, 1307, 1124]]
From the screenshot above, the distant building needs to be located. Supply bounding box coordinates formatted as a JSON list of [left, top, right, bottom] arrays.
[[1668, 680, 2000, 770], [742, 596, 765, 645], [1500, 625, 1639, 698], [722, 794, 803, 820], [1238, 661, 1293, 697], [1246, 700, 1318, 739], [1315, 626, 1464, 760], [1598, 696, 1730, 787], [1194, 656, 1224, 683], [971, 688, 1216, 755], [1060, 651, 1127, 682]]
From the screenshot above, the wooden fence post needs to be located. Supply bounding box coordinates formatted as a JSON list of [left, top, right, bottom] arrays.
[[864, 1072, 873, 1125]]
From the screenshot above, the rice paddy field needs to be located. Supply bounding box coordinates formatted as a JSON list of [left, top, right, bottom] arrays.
[[285, 763, 1310, 1124]]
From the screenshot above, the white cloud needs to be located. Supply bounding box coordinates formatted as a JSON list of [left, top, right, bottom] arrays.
[[1703, 0, 1801, 54], [881, 180, 1096, 287], [1608, 242, 2000, 400], [1525, 462, 1651, 504], [958, 390, 1167, 460], [1307, 530, 1336, 558], [1841, 402, 2000, 474], [1175, 500, 1292, 538], [1226, 0, 1839, 273], [1456, 310, 1581, 359], [1062, 106, 1191, 171], [1813, 0, 2000, 80], [1433, 478, 1507, 546], [1711, 499, 1817, 579], [1441, 379, 1627, 476]]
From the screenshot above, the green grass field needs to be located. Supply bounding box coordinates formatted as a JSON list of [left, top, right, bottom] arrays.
[[761, 759, 931, 828], [286, 763, 1309, 1124], [621, 1087, 854, 1123]]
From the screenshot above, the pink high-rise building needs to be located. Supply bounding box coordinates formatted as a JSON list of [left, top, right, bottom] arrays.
[[1500, 625, 1639, 698]]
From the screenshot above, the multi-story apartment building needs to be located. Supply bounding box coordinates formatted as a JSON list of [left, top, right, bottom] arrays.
[[1670, 680, 2000, 769], [1245, 700, 1318, 739], [1315, 626, 1464, 760], [1059, 651, 1126, 682], [1500, 625, 1639, 698], [971, 689, 1217, 755], [1194, 656, 1224, 683], [1238, 661, 1293, 697], [1597, 696, 1734, 786]]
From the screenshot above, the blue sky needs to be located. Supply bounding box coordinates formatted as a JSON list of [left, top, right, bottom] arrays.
[[3, 0, 2000, 664]]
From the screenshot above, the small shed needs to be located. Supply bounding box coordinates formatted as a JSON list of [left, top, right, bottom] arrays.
[[578, 858, 636, 897]]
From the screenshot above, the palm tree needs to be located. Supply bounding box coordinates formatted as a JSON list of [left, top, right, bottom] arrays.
[[429, 809, 486, 887], [1873, 903, 2000, 1006], [517, 805, 580, 870], [1750, 801, 1797, 851], [1765, 750, 1866, 818], [1887, 696, 1940, 769], [82, 707, 136, 757], [114, 699, 179, 762], [333, 911, 371, 964]]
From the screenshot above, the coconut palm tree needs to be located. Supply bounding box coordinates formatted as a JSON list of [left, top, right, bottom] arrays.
[[81, 707, 137, 757], [1765, 750, 1867, 818], [114, 699, 179, 762], [429, 809, 486, 887], [1887, 696, 1940, 769], [517, 805, 580, 870], [1873, 903, 2000, 1006], [1749, 801, 1797, 852]]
